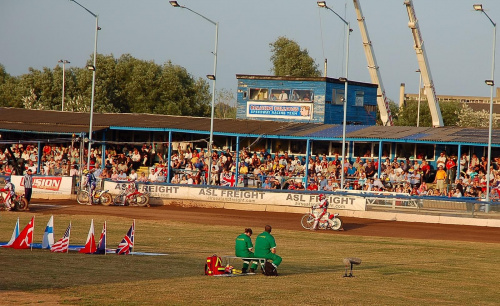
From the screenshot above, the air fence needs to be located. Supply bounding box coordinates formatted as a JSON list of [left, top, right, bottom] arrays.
[[2, 174, 498, 218]]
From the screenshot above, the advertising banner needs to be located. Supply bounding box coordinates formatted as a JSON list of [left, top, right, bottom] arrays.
[[246, 101, 312, 120], [104, 181, 366, 211], [11, 175, 73, 195]]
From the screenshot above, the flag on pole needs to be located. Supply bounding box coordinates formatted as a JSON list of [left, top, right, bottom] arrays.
[[51, 222, 71, 253], [42, 215, 54, 249], [116, 220, 135, 255], [3, 217, 20, 247], [4, 217, 35, 249], [79, 219, 96, 254], [94, 221, 107, 255], [221, 173, 236, 187]]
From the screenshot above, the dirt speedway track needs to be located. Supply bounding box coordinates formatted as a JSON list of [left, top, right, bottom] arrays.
[[29, 199, 500, 244]]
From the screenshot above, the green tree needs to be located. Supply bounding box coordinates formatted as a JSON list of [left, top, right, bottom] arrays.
[[393, 100, 461, 127], [455, 103, 500, 128], [269, 36, 321, 77], [214, 88, 236, 119]]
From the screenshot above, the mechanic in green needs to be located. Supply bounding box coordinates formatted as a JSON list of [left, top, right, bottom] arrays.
[[254, 225, 282, 270], [235, 228, 258, 273]]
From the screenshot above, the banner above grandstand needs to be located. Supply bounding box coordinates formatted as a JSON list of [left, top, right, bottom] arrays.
[[247, 102, 313, 120]]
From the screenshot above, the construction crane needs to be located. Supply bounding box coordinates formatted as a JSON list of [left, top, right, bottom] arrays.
[[352, 0, 393, 126], [404, 0, 444, 127]]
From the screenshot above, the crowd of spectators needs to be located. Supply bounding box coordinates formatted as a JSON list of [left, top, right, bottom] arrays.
[[1, 142, 500, 200]]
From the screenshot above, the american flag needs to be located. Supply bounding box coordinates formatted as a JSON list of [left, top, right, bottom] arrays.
[[116, 221, 135, 255], [220, 173, 235, 187], [51, 222, 71, 253]]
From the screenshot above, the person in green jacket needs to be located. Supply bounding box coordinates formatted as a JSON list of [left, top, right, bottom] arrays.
[[235, 228, 258, 273], [254, 225, 282, 270]]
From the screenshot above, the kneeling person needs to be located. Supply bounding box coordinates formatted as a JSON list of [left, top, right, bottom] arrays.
[[254, 225, 282, 273], [235, 228, 258, 273]]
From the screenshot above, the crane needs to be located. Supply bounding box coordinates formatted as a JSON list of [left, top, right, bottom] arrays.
[[352, 0, 393, 126], [404, 0, 444, 127]]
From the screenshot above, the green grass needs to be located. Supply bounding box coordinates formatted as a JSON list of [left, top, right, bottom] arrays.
[[1, 212, 499, 305]]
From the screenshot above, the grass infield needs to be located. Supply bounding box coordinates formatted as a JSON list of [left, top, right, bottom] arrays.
[[0, 212, 499, 305]]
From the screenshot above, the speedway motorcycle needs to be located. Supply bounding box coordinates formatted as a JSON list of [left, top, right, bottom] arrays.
[[301, 207, 343, 231]]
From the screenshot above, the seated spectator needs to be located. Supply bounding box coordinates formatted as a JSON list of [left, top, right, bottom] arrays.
[[129, 169, 138, 181], [148, 169, 157, 182], [138, 172, 148, 183], [117, 170, 127, 181], [262, 177, 272, 189], [171, 173, 180, 184]]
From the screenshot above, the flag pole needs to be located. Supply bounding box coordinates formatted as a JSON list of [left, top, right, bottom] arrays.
[[132, 219, 135, 256], [104, 221, 107, 255], [31, 216, 35, 251], [67, 221, 71, 254]]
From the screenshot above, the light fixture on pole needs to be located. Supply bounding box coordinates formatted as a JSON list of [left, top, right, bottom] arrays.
[[58, 59, 70, 112], [416, 69, 422, 127], [170, 0, 218, 186], [318, 1, 351, 190], [69, 0, 100, 171], [474, 4, 496, 210]]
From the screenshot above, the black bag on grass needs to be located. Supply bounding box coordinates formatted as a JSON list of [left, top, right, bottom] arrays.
[[264, 262, 278, 276]]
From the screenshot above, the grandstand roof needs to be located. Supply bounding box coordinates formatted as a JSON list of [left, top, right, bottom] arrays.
[[0, 107, 499, 146]]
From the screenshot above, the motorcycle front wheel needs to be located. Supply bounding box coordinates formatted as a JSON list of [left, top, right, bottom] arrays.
[[76, 190, 89, 205], [136, 194, 150, 207], [329, 217, 343, 231], [14, 197, 29, 210], [301, 214, 314, 229]]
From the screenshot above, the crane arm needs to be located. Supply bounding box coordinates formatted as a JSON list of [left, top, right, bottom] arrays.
[[404, 0, 444, 127], [352, 0, 393, 126]]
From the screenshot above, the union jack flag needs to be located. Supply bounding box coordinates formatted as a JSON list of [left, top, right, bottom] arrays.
[[51, 222, 71, 253], [220, 173, 235, 187], [116, 221, 135, 255]]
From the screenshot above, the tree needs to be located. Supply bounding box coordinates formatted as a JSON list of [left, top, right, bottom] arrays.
[[393, 100, 461, 127], [0, 54, 211, 117], [455, 103, 500, 128], [269, 36, 321, 77], [214, 88, 236, 119]]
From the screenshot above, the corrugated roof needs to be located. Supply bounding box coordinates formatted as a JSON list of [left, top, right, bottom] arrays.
[[0, 107, 499, 146]]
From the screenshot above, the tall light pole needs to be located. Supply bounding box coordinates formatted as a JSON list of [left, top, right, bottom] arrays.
[[58, 59, 70, 112], [474, 4, 496, 209], [170, 1, 218, 185], [416, 69, 422, 127], [69, 0, 100, 170], [318, 1, 351, 190]]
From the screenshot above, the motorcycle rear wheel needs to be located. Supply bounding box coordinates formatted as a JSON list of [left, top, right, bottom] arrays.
[[113, 194, 124, 205], [329, 217, 343, 231], [100, 193, 112, 206], [301, 214, 314, 229]]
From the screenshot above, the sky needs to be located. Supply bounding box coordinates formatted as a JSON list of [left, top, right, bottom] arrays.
[[1, 0, 499, 105]]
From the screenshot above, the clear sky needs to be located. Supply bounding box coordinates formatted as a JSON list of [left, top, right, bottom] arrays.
[[1, 0, 498, 105]]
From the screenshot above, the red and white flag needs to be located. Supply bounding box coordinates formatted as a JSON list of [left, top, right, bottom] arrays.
[[4, 217, 35, 249], [79, 219, 96, 254], [51, 222, 71, 253]]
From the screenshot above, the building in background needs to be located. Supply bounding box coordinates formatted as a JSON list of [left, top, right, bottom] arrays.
[[236, 75, 378, 125]]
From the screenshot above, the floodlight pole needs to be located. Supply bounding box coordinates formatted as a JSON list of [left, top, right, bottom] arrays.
[[69, 0, 99, 170], [318, 1, 351, 190], [170, 1, 218, 185], [416, 69, 422, 127], [58, 60, 70, 111], [474, 4, 496, 211]]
